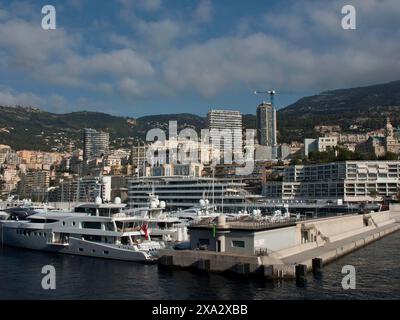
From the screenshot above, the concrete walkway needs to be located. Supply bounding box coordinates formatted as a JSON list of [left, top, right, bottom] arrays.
[[282, 219, 400, 266]]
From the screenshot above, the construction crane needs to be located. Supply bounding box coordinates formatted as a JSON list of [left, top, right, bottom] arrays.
[[254, 90, 277, 108]]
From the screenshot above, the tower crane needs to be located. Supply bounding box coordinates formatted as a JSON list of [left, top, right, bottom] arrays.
[[254, 90, 277, 108]]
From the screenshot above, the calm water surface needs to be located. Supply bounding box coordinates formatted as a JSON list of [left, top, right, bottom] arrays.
[[1, 231, 400, 300]]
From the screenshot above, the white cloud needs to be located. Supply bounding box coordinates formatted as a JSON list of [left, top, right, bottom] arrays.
[[0, 87, 43, 107], [0, 0, 400, 109], [73, 48, 154, 77], [118, 77, 144, 97], [136, 19, 184, 49], [194, 0, 213, 24]]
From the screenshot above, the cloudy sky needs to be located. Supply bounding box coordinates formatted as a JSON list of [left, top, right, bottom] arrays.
[[0, 0, 399, 117]]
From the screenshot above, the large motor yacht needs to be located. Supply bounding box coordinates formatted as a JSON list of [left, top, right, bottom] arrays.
[[0, 197, 165, 262]]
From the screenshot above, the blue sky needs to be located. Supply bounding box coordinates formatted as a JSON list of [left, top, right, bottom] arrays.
[[0, 0, 399, 117]]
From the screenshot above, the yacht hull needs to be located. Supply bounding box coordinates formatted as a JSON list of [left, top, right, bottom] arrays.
[[0, 225, 156, 263]]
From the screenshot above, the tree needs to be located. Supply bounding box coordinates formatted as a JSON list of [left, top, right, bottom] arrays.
[[379, 152, 398, 161], [369, 190, 380, 203]]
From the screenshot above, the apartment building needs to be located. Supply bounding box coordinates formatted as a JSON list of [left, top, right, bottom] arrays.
[[264, 161, 400, 203]]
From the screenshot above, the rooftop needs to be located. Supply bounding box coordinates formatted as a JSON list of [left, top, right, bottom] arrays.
[[188, 217, 300, 231]]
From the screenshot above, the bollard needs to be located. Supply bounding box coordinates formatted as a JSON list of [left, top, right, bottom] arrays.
[[295, 264, 308, 278], [295, 264, 308, 287], [312, 258, 323, 273]]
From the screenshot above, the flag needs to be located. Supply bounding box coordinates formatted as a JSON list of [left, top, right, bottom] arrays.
[[140, 223, 149, 240], [212, 223, 216, 238]]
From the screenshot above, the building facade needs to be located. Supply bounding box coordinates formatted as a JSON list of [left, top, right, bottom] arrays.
[[304, 137, 338, 157], [18, 170, 50, 200], [48, 176, 112, 203], [256, 102, 277, 146], [264, 161, 400, 203], [207, 109, 243, 162], [83, 128, 110, 160]]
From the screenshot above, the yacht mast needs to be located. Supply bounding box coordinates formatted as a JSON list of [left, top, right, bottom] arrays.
[[212, 165, 215, 212]]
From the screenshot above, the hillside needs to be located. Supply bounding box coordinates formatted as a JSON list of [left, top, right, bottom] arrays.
[[0, 106, 139, 151], [0, 107, 208, 151], [277, 80, 400, 142], [1, 80, 399, 151]]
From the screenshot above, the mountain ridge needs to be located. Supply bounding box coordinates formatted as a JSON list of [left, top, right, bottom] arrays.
[[1, 79, 399, 150]]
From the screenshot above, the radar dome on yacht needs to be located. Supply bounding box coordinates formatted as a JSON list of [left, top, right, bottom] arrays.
[[95, 196, 102, 204], [199, 199, 206, 207], [114, 197, 121, 204], [159, 201, 166, 209], [205, 199, 209, 205], [150, 201, 157, 209], [102, 177, 108, 184]]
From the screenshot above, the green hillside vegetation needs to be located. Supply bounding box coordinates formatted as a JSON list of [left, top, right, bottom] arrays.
[[1, 80, 399, 151]]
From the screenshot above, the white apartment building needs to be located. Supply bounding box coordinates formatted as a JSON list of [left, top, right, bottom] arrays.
[[264, 161, 400, 203], [207, 109, 243, 162], [48, 176, 112, 203], [304, 137, 338, 156]]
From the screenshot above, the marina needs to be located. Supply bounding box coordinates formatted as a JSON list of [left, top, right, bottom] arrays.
[[158, 204, 400, 279], [1, 227, 400, 300], [1, 192, 398, 277]]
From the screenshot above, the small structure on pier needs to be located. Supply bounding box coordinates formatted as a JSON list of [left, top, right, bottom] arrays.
[[188, 215, 299, 255]]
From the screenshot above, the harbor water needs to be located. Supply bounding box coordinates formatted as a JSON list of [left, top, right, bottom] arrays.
[[1, 230, 400, 300]]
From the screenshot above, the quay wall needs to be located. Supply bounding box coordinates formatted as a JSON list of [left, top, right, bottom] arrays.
[[158, 249, 282, 274], [159, 210, 400, 279], [301, 214, 364, 239]]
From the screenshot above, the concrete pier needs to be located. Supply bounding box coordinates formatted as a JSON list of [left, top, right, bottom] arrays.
[[158, 205, 400, 280]]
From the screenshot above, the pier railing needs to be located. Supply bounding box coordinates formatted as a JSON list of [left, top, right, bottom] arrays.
[[190, 217, 307, 230]]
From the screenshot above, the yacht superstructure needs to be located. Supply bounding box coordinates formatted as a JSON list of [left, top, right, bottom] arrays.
[[0, 198, 165, 262], [122, 194, 189, 243]]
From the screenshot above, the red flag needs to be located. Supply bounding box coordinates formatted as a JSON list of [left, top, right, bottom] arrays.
[[140, 224, 149, 240]]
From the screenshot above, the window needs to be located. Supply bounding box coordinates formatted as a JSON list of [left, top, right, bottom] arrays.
[[104, 222, 115, 231], [82, 221, 101, 229], [198, 239, 210, 246], [103, 250, 109, 255], [232, 240, 245, 248], [82, 235, 102, 242], [78, 248, 84, 252], [72, 221, 76, 226], [62, 221, 66, 226]]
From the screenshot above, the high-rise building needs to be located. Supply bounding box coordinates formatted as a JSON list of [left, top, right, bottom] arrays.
[[83, 128, 110, 160], [207, 109, 243, 162], [256, 102, 277, 146]]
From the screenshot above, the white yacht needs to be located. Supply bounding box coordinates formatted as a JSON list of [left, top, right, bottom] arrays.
[[0, 197, 165, 262], [173, 199, 220, 222], [122, 194, 189, 243], [0, 210, 9, 220]]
